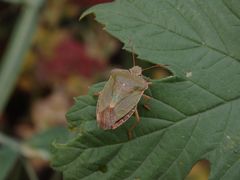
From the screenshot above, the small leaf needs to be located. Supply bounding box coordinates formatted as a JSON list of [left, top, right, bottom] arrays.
[[26, 126, 70, 152], [52, 0, 240, 179]]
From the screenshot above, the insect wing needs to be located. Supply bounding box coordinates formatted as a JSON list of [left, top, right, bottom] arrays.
[[97, 76, 114, 113], [108, 72, 146, 128], [114, 90, 144, 120], [112, 107, 136, 129], [96, 69, 148, 129], [96, 75, 116, 129]]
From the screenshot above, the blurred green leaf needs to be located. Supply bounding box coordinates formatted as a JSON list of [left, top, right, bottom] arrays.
[[0, 146, 18, 180], [52, 0, 240, 179], [27, 126, 69, 152], [0, 0, 43, 112]]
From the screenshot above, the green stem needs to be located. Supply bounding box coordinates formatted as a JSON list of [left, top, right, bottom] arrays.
[[22, 158, 39, 180], [0, 132, 50, 160], [0, 0, 43, 112], [0, 132, 19, 151]]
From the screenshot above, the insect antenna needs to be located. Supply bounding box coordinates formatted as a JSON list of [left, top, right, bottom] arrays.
[[127, 39, 137, 66], [131, 46, 136, 66], [142, 64, 164, 72]]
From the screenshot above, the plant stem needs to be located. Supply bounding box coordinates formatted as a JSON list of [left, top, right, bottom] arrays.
[[0, 131, 19, 150], [22, 158, 39, 180], [0, 0, 44, 112], [0, 132, 50, 160]]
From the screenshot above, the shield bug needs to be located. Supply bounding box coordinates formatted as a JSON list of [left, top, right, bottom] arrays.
[[96, 50, 157, 138]]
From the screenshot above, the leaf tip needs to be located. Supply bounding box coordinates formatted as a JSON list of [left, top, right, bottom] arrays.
[[79, 9, 94, 21]]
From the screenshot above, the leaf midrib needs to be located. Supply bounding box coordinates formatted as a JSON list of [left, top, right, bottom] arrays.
[[94, 8, 240, 62], [64, 96, 239, 162]]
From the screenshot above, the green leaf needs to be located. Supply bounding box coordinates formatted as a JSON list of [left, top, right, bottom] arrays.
[[52, 0, 240, 179], [0, 146, 18, 180], [26, 126, 70, 152]]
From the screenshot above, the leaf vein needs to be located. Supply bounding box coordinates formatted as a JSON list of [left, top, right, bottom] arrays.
[[222, 0, 240, 21], [193, 0, 230, 55], [98, 8, 240, 62], [157, 115, 200, 179], [165, 0, 204, 42]]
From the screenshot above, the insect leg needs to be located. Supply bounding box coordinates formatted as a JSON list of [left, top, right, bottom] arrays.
[[93, 91, 101, 96], [142, 64, 169, 72], [142, 94, 151, 111], [143, 104, 151, 110], [143, 94, 151, 100], [128, 108, 140, 140]]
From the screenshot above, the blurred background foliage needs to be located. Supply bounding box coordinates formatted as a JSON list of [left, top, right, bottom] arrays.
[[0, 0, 206, 179]]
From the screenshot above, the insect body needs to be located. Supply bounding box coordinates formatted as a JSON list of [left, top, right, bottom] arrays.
[[96, 65, 149, 132]]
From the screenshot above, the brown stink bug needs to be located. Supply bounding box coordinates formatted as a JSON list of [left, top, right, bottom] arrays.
[[96, 49, 158, 139]]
